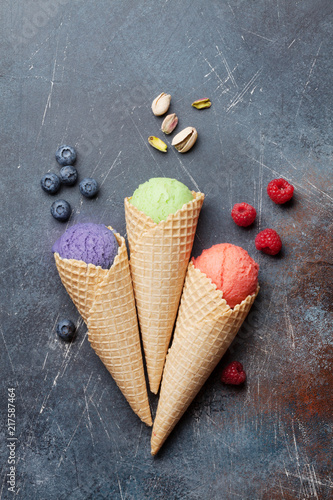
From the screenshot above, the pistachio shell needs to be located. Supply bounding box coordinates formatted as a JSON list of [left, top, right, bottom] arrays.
[[151, 93, 171, 116], [191, 98, 212, 109], [171, 127, 198, 153], [161, 113, 178, 134], [148, 136, 168, 153]]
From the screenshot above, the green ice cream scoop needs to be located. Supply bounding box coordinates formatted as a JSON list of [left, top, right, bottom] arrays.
[[130, 178, 193, 223]]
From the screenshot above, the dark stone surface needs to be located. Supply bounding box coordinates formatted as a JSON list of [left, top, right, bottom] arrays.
[[1, 1, 332, 498]]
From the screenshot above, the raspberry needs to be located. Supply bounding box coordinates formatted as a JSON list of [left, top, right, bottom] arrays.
[[255, 228, 282, 255], [267, 178, 294, 204], [221, 361, 246, 385], [231, 202, 256, 227]]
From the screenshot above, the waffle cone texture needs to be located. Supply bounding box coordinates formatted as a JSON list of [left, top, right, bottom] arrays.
[[54, 230, 152, 426], [124, 192, 205, 394], [151, 262, 259, 454]]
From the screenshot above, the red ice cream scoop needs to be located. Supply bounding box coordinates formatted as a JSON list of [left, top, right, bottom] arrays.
[[192, 243, 259, 308]]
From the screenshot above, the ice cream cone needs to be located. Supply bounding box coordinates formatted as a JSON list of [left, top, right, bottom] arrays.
[[54, 231, 152, 426], [151, 262, 259, 454], [124, 192, 205, 394]]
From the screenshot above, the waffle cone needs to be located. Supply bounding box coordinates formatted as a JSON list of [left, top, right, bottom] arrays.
[[124, 192, 205, 394], [151, 262, 259, 454], [54, 231, 152, 426]]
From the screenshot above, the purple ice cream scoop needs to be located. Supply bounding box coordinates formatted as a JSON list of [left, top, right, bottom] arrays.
[[52, 223, 119, 269]]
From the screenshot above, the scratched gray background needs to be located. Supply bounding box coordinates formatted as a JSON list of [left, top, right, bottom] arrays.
[[1, 0, 332, 499]]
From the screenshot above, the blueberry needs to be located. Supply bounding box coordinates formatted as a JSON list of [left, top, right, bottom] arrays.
[[59, 166, 78, 186], [56, 319, 76, 341], [79, 178, 99, 198], [41, 173, 61, 194], [55, 145, 77, 166], [51, 199, 71, 222]]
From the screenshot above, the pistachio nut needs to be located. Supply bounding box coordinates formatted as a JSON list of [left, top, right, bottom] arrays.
[[151, 92, 171, 116], [171, 127, 198, 153], [161, 113, 178, 135], [191, 98, 212, 109], [148, 136, 167, 153]]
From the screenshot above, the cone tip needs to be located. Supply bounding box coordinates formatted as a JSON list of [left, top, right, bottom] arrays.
[[143, 415, 153, 427], [151, 427, 164, 455], [136, 406, 153, 426], [150, 440, 159, 456], [149, 381, 160, 395]]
